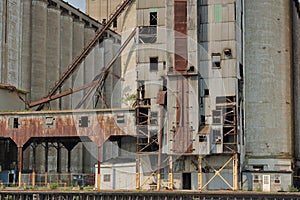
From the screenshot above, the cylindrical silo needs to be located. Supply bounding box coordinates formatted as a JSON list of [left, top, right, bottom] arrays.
[[60, 13, 73, 110], [31, 0, 48, 102], [83, 26, 95, 109], [244, 0, 293, 186], [20, 0, 32, 93], [71, 19, 85, 108], [292, 0, 300, 186], [46, 6, 61, 109], [6, 0, 22, 87]]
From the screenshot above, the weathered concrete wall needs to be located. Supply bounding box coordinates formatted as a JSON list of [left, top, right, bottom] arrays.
[[30, 0, 48, 102], [46, 6, 61, 109], [244, 0, 292, 158], [0, 0, 22, 87]]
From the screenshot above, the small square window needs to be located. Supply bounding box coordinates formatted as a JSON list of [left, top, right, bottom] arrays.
[[45, 117, 54, 125], [103, 174, 111, 182], [274, 175, 281, 184], [253, 175, 260, 183], [79, 116, 89, 127], [212, 53, 221, 68], [150, 57, 158, 71], [10, 118, 20, 129], [116, 115, 125, 123], [199, 135, 207, 142], [204, 89, 209, 96]]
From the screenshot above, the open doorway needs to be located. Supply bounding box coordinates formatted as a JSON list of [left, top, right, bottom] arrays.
[[182, 173, 191, 189]]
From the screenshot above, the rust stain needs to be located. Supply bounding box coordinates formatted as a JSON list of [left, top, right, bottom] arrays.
[[0, 110, 135, 147]]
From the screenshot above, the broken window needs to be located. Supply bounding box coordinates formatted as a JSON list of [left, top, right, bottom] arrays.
[[139, 26, 157, 43], [253, 175, 261, 183], [199, 135, 207, 143], [45, 117, 55, 128], [150, 57, 158, 71], [274, 175, 281, 184], [79, 116, 89, 127], [150, 111, 158, 125], [150, 11, 157, 26], [212, 53, 221, 68], [212, 129, 222, 144], [10, 118, 20, 129]]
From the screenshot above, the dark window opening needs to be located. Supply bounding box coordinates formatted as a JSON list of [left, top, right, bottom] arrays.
[[150, 57, 158, 71], [253, 165, 264, 171], [199, 135, 207, 142], [239, 63, 244, 79], [12, 118, 19, 129], [204, 89, 209, 96], [200, 115, 205, 125], [79, 116, 89, 127], [150, 12, 157, 26], [113, 19, 118, 28]]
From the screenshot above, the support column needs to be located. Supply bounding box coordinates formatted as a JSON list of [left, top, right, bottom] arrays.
[[67, 149, 71, 186], [157, 105, 164, 190], [56, 142, 61, 183], [44, 142, 48, 185], [168, 155, 173, 190], [97, 146, 101, 191], [18, 147, 23, 188], [233, 154, 238, 190], [198, 156, 202, 190], [32, 143, 37, 188]]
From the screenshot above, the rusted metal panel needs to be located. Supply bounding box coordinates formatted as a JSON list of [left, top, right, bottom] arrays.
[[157, 91, 167, 105], [174, 0, 187, 71], [0, 109, 135, 147]]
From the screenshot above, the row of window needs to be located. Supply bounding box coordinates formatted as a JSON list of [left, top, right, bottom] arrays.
[[253, 175, 281, 184], [8, 115, 126, 129]]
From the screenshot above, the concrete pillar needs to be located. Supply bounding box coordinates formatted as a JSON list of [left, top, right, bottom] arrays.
[[71, 19, 85, 108], [31, 0, 48, 102], [244, 1, 292, 157], [20, 0, 32, 92], [60, 13, 73, 110], [46, 6, 61, 109], [83, 26, 95, 109]]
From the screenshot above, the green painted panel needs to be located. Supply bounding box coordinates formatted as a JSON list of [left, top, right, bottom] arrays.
[[214, 4, 222, 23], [149, 8, 158, 13]]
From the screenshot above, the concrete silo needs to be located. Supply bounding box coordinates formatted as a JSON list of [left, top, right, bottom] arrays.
[[243, 0, 293, 191]]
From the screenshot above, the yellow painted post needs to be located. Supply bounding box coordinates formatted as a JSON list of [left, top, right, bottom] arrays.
[[32, 171, 36, 188], [198, 156, 202, 190]]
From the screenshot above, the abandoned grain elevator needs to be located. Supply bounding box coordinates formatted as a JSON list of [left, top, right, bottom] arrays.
[[0, 0, 299, 192]]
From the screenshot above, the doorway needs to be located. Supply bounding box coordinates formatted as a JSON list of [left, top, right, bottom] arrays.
[[182, 173, 191, 189]]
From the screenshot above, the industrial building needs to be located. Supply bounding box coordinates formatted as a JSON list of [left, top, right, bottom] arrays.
[[0, 0, 299, 192]]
